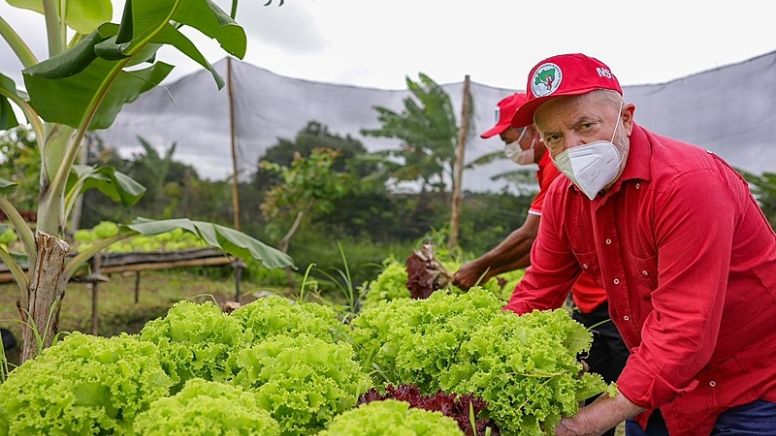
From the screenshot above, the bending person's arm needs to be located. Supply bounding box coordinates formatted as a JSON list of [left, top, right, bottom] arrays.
[[453, 213, 540, 290]]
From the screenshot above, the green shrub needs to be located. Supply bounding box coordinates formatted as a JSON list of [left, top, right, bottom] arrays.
[[133, 378, 281, 435]]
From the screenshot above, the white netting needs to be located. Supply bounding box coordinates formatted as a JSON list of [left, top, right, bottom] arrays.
[[100, 51, 776, 191]]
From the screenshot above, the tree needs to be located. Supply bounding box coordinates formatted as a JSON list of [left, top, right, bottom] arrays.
[[132, 136, 177, 204], [254, 120, 378, 189], [361, 73, 460, 193], [0, 125, 39, 214], [260, 148, 348, 252], [0, 0, 292, 361]]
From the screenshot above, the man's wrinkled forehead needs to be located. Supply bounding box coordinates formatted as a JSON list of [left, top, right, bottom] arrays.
[[533, 92, 615, 128]]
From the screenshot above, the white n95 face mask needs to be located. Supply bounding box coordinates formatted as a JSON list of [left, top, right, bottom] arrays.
[[552, 104, 624, 200], [504, 128, 535, 165]]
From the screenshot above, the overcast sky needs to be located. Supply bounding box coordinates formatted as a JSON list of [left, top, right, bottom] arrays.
[[1, 0, 775, 90]]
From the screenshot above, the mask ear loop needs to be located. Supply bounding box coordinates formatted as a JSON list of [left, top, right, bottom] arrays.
[[513, 126, 528, 145], [610, 100, 624, 143]]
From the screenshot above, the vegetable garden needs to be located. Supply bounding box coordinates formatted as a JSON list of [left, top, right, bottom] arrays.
[[0, 265, 613, 435], [0, 0, 622, 434]]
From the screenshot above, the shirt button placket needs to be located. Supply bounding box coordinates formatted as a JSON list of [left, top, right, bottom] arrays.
[[600, 204, 634, 338]]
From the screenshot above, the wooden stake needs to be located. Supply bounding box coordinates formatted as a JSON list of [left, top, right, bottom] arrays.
[[449, 75, 471, 248], [226, 57, 242, 231], [134, 271, 141, 303]]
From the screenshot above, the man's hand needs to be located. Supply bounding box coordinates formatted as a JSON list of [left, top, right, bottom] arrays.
[[452, 261, 489, 290], [555, 389, 645, 436]]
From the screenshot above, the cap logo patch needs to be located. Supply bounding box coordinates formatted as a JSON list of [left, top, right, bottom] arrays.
[[596, 67, 613, 79], [531, 63, 562, 97]]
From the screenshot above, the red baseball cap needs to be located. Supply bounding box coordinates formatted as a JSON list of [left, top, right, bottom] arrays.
[[480, 92, 528, 138], [511, 53, 622, 128]]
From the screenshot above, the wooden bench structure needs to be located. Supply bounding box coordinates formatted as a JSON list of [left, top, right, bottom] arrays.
[[0, 248, 246, 334]]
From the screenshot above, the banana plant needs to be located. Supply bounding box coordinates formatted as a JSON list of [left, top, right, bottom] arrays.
[[0, 0, 293, 362]]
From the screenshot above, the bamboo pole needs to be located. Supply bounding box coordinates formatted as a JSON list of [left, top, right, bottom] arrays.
[[448, 75, 471, 248], [226, 57, 242, 230]]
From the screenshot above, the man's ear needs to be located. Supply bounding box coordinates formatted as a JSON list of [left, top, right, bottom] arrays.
[[622, 103, 636, 136]]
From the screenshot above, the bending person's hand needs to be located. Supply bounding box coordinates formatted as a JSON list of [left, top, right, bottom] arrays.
[[452, 261, 490, 290], [555, 389, 644, 436]]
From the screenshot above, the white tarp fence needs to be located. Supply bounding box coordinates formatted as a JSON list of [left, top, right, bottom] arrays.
[[101, 51, 776, 192]]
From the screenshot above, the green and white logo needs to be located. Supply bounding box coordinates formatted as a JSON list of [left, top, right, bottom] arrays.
[[531, 63, 562, 97]]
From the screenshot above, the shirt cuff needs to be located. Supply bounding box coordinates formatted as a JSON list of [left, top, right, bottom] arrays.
[[616, 352, 699, 409], [527, 209, 542, 216]]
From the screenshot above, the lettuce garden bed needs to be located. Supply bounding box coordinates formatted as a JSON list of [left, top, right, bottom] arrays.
[[0, 281, 610, 435]]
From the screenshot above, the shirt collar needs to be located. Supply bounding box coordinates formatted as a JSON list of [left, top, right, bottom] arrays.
[[618, 123, 652, 183]]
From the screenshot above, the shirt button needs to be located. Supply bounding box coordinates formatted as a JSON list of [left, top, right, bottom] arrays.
[[613, 278, 620, 285], [642, 270, 649, 276], [623, 315, 630, 321], [605, 238, 612, 245], [709, 380, 717, 387], [635, 183, 641, 190], [582, 264, 589, 270]]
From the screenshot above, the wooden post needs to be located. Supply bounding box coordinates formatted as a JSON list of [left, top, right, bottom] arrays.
[[233, 260, 246, 302], [226, 57, 242, 231], [90, 254, 102, 336], [449, 75, 471, 248], [134, 271, 141, 303]]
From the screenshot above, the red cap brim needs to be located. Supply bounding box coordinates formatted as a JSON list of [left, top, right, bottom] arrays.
[[511, 86, 606, 128], [479, 121, 511, 139]]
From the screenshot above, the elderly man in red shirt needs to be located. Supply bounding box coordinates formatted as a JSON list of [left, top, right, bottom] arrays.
[[505, 53, 776, 436], [455, 92, 628, 436]]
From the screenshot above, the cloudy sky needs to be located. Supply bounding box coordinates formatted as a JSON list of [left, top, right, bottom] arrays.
[[1, 0, 775, 90]]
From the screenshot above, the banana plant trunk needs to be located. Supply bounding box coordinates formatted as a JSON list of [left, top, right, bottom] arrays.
[[20, 232, 70, 362], [21, 122, 72, 362]]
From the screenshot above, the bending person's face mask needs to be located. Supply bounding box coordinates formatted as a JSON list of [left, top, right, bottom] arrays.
[[552, 103, 624, 200], [504, 128, 536, 165]]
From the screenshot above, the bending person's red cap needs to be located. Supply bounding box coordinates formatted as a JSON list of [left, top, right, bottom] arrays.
[[480, 92, 528, 138], [511, 53, 622, 128]]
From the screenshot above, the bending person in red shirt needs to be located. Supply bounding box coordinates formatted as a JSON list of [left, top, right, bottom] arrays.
[[506, 53, 776, 436], [454, 93, 628, 436]]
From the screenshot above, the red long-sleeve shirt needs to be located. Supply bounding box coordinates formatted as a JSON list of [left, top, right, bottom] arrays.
[[530, 150, 608, 313], [505, 124, 776, 435]]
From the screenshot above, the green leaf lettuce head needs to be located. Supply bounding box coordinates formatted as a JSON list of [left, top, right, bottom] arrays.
[[93, 220, 120, 238], [361, 257, 409, 310], [231, 295, 350, 344], [351, 287, 503, 391], [231, 335, 371, 435], [439, 310, 606, 435], [352, 289, 605, 435], [318, 399, 463, 436], [133, 378, 280, 436], [140, 301, 247, 391], [0, 333, 171, 435]]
